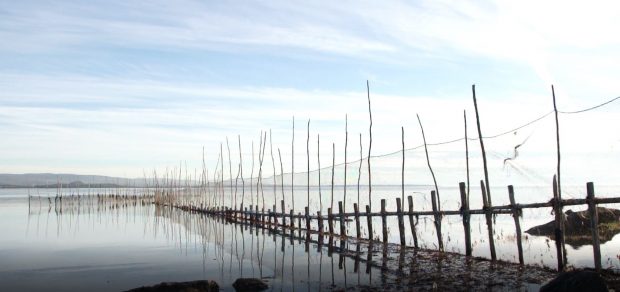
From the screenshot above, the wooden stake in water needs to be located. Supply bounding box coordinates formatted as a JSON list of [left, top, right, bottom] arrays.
[[586, 182, 602, 271], [472, 85, 492, 207], [480, 180, 496, 260], [396, 198, 405, 246], [366, 81, 373, 210], [354, 203, 361, 238], [338, 201, 345, 237], [459, 182, 472, 256], [381, 199, 387, 243], [553, 175, 565, 271], [408, 195, 418, 248], [366, 205, 373, 241], [508, 185, 523, 265], [431, 191, 443, 251]]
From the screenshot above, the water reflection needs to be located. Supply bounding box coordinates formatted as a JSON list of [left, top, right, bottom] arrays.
[[8, 195, 555, 291]]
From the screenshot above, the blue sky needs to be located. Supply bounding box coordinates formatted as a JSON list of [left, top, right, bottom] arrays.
[[1, 0, 619, 179]]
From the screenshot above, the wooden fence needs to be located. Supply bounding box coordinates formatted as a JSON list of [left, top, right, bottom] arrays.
[[172, 181, 620, 272]]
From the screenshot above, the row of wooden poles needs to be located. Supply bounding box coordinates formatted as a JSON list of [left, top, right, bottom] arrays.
[[170, 180, 620, 272], [152, 83, 614, 272]]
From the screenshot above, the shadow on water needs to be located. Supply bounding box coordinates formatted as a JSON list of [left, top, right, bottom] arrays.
[[11, 195, 558, 291]]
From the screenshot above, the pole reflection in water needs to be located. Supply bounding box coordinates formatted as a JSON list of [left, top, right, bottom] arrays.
[[15, 195, 554, 291]]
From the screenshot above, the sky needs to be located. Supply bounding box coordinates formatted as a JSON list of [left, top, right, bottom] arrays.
[[1, 0, 619, 180]]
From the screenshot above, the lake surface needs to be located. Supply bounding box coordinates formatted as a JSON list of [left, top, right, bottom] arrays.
[[1, 186, 619, 291]]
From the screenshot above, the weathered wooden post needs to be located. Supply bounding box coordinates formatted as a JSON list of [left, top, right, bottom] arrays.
[[289, 209, 295, 230], [273, 204, 277, 226], [459, 182, 472, 256], [317, 211, 324, 235], [280, 200, 286, 227], [508, 185, 523, 265], [587, 182, 602, 271], [408, 195, 418, 248], [305, 206, 310, 231], [328, 207, 334, 234], [553, 175, 565, 271], [338, 201, 346, 237], [354, 203, 361, 238], [396, 197, 405, 246], [381, 199, 387, 243], [431, 191, 443, 251], [480, 181, 496, 260], [366, 205, 373, 241]]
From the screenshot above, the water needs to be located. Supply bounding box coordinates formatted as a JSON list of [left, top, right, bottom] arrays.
[[1, 186, 619, 290]]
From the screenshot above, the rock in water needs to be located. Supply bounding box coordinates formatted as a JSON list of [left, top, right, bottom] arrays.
[[125, 280, 219, 292], [232, 278, 268, 291], [540, 270, 608, 292]]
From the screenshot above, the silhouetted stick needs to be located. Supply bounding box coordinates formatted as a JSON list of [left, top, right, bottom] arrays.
[[508, 185, 523, 265], [480, 180, 496, 260], [431, 191, 443, 251], [401, 126, 405, 204], [396, 198, 405, 245], [459, 182, 472, 256], [552, 85, 567, 267], [318, 134, 322, 213], [408, 195, 418, 248], [472, 85, 492, 207], [553, 175, 565, 271], [238, 135, 244, 212], [291, 117, 295, 212], [226, 137, 233, 208], [307, 119, 310, 213], [357, 133, 362, 215], [331, 143, 335, 213], [366, 205, 373, 241], [278, 148, 285, 227], [354, 203, 360, 238], [344, 114, 348, 214], [586, 182, 601, 271], [339, 201, 345, 236], [367, 80, 372, 211], [270, 130, 275, 211], [464, 110, 470, 202], [417, 114, 440, 211], [381, 199, 387, 243]]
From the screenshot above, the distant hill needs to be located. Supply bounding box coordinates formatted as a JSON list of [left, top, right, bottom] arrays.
[[0, 173, 144, 188]]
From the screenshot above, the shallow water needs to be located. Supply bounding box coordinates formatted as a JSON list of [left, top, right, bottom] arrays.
[[1, 186, 619, 290]]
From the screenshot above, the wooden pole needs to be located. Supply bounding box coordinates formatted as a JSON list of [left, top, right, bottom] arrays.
[[381, 199, 387, 243], [431, 191, 443, 251], [417, 114, 440, 211], [344, 115, 348, 214], [328, 207, 334, 234], [396, 198, 405, 246], [366, 205, 373, 241], [472, 85, 492, 207], [552, 85, 567, 267], [408, 195, 418, 248], [464, 110, 470, 203], [553, 175, 564, 271], [291, 117, 295, 213], [318, 211, 324, 235], [339, 201, 345, 237], [480, 180, 496, 260], [401, 126, 405, 205], [459, 182, 472, 256], [307, 119, 310, 216], [508, 185, 524, 265], [367, 80, 372, 211], [354, 203, 361, 238], [586, 182, 602, 271]]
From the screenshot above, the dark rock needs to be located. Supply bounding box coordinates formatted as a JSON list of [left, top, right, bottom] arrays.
[[232, 278, 268, 291], [525, 207, 620, 247], [125, 280, 219, 292], [540, 270, 608, 292]]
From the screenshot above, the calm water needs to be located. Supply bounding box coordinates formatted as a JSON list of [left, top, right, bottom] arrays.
[[1, 186, 619, 291]]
